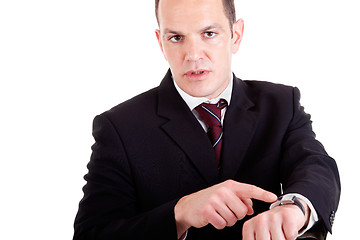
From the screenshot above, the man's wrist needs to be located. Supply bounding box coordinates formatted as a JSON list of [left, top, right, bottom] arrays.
[[174, 199, 190, 239], [298, 198, 310, 230], [286, 194, 319, 236], [270, 193, 318, 236]]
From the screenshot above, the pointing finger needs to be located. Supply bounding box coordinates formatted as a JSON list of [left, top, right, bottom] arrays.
[[233, 183, 277, 203]]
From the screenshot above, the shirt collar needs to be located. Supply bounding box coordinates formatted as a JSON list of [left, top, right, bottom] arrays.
[[173, 74, 233, 111]]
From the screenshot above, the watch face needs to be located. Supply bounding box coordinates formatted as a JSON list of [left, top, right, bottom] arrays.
[[279, 199, 294, 205]]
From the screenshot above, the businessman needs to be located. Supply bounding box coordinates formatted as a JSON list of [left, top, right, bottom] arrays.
[[73, 0, 340, 239]]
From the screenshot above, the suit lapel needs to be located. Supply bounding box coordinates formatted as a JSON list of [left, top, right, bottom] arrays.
[[220, 76, 259, 181], [157, 70, 219, 185]]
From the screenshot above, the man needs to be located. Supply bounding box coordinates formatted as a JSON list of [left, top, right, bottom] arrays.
[[73, 0, 340, 239]]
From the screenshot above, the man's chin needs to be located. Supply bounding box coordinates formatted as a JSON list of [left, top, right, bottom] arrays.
[[185, 86, 220, 99]]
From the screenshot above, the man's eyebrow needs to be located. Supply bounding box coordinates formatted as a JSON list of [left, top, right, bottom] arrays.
[[200, 24, 223, 32], [163, 28, 183, 35]]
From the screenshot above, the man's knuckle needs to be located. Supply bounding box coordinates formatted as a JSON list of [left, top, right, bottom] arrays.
[[227, 216, 237, 226], [218, 186, 228, 194], [208, 195, 220, 207], [225, 179, 234, 184], [237, 205, 248, 218], [220, 187, 234, 200], [223, 179, 234, 188], [201, 205, 213, 218], [268, 212, 278, 221], [255, 213, 268, 225], [213, 219, 226, 229]]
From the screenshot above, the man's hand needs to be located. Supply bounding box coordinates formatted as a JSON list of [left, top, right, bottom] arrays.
[[242, 199, 310, 240], [174, 180, 277, 238]]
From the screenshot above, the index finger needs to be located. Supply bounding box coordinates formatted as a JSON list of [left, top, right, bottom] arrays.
[[233, 183, 277, 203]]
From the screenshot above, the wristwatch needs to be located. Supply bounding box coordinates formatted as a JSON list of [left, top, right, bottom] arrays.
[[270, 195, 305, 215]]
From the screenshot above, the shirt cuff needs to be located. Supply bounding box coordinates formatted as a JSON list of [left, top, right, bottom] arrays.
[[178, 230, 188, 240], [279, 193, 319, 236]]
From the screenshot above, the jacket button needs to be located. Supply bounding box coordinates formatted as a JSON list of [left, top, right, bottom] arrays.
[[329, 211, 335, 226]]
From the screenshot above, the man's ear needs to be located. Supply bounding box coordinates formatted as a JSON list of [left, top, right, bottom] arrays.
[[232, 18, 244, 54], [155, 29, 167, 60]]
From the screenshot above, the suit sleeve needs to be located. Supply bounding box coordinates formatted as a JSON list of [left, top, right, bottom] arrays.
[[73, 114, 179, 240], [280, 87, 341, 233]]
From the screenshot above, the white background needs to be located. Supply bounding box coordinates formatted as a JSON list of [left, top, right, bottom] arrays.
[[0, 1, 358, 239]]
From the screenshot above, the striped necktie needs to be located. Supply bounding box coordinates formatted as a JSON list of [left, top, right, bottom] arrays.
[[195, 99, 228, 166]]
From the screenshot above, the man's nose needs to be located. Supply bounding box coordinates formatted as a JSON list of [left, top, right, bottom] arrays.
[[184, 38, 203, 62]]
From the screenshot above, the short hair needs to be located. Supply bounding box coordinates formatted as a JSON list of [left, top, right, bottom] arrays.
[[155, 0, 236, 31]]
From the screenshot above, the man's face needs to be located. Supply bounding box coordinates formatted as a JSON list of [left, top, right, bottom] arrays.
[[156, 0, 243, 99]]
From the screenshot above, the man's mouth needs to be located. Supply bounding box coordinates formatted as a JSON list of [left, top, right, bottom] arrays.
[[191, 71, 205, 75], [184, 70, 211, 80], [185, 70, 209, 75]]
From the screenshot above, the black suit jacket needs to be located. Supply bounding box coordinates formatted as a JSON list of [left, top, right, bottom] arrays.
[[73, 70, 340, 240]]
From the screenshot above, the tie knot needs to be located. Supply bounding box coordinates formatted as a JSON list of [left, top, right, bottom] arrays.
[[216, 99, 228, 109], [195, 99, 228, 127]]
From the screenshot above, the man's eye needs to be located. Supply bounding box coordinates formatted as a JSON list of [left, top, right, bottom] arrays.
[[204, 32, 216, 38], [169, 35, 182, 42]]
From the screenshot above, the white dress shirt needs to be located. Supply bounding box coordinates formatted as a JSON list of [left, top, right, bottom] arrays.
[[173, 76, 318, 238]]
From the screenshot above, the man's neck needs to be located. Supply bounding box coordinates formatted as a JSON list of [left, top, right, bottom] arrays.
[[173, 74, 233, 111]]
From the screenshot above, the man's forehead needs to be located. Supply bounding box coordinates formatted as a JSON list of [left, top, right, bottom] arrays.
[[158, 0, 225, 21], [158, 0, 227, 32], [159, 0, 223, 8]]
